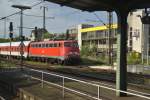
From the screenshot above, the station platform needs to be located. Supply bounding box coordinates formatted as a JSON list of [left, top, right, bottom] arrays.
[[0, 68, 149, 100]]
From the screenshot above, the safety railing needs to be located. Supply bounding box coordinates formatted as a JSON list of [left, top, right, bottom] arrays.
[[23, 68, 150, 100], [0, 96, 5, 100]]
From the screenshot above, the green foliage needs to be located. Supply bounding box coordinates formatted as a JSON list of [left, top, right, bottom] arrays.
[[127, 51, 141, 64], [43, 32, 52, 39], [80, 44, 97, 57], [80, 44, 108, 65], [0, 38, 10, 42]]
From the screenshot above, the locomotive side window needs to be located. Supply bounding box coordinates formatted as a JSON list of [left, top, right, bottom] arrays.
[[46, 44, 49, 48], [32, 44, 34, 48], [36, 44, 38, 48], [58, 43, 61, 47], [39, 44, 41, 48], [49, 44, 52, 47], [42, 44, 45, 48], [64, 42, 71, 47], [54, 43, 57, 47]]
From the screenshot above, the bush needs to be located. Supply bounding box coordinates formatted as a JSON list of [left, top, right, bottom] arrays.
[[80, 44, 97, 57], [127, 51, 141, 64]]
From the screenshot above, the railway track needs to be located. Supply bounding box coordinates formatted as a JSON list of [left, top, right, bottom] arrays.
[[0, 57, 150, 92]]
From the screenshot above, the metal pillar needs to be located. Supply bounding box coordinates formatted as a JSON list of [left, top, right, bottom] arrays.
[[108, 11, 113, 65], [41, 5, 48, 40], [4, 18, 6, 38], [12, 5, 31, 68], [20, 9, 24, 66], [43, 6, 46, 30], [116, 11, 128, 96]]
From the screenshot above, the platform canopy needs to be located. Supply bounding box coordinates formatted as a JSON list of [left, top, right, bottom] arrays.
[[46, 0, 150, 97], [46, 0, 150, 12]]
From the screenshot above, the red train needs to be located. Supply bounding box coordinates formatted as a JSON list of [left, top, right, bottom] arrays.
[[0, 40, 80, 64]]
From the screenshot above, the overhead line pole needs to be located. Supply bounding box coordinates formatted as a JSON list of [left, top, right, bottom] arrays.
[[4, 18, 6, 38], [41, 0, 48, 40]]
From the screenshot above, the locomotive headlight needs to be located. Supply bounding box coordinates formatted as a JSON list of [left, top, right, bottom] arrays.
[[69, 52, 73, 55], [74, 52, 79, 55]]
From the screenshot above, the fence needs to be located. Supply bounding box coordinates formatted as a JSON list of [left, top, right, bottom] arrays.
[[0, 96, 5, 100], [23, 68, 150, 100]]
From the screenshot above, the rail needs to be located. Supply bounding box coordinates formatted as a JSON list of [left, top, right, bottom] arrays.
[[24, 68, 150, 100]]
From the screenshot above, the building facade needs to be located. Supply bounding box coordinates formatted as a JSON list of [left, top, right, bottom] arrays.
[[78, 24, 117, 54], [127, 9, 150, 59], [127, 10, 143, 53]]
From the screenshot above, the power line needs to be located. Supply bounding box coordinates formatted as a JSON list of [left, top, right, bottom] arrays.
[[93, 12, 107, 26], [0, 1, 44, 20], [23, 13, 54, 19], [17, 26, 34, 29]]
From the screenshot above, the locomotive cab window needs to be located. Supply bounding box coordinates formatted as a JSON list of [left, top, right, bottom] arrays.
[[64, 42, 78, 47]]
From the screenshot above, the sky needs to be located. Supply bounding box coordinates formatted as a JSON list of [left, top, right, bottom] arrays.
[[0, 0, 117, 38]]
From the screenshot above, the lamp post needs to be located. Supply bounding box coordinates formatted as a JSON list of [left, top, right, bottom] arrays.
[[12, 5, 31, 67]]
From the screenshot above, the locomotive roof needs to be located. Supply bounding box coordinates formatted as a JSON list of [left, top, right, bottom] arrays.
[[0, 41, 30, 47], [30, 40, 77, 44]]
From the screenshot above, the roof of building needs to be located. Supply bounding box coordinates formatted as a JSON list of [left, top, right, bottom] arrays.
[[0, 41, 30, 47], [80, 24, 117, 33]]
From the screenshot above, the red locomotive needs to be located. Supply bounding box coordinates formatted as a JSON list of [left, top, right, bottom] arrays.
[[0, 40, 80, 64]]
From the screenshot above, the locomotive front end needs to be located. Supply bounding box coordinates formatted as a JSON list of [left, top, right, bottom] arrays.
[[63, 41, 80, 65]]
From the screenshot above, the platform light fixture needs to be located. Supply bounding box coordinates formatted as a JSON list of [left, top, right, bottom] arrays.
[[12, 5, 31, 67]]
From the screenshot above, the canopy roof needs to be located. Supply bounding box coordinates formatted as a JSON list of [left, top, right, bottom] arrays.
[[46, 0, 150, 12]]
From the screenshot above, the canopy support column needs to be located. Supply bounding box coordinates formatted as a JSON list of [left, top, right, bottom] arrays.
[[116, 11, 128, 96]]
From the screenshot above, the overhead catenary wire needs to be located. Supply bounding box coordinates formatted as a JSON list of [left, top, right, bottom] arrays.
[[23, 13, 54, 19], [0, 1, 44, 20], [93, 12, 107, 26]]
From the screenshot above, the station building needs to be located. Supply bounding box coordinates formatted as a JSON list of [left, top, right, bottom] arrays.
[[127, 9, 150, 58]]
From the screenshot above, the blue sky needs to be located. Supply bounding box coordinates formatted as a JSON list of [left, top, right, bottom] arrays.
[[0, 0, 117, 38]]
